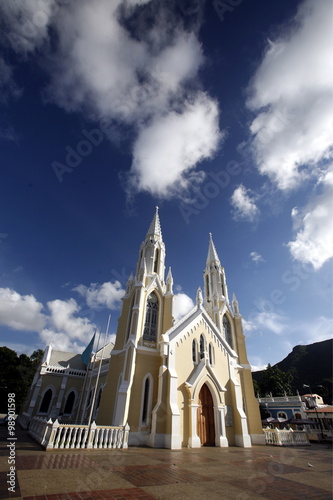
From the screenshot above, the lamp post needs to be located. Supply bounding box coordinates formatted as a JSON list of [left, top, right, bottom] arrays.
[[303, 384, 325, 440]]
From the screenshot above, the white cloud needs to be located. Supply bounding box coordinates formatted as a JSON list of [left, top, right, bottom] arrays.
[[250, 251, 265, 264], [0, 0, 221, 198], [173, 292, 194, 321], [40, 298, 96, 351], [0, 0, 55, 56], [287, 165, 333, 270], [245, 310, 287, 335], [128, 93, 221, 198], [230, 184, 259, 221], [246, 0, 333, 191], [73, 281, 125, 310], [0, 287, 46, 331]]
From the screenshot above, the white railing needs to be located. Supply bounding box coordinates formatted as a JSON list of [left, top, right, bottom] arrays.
[[28, 417, 130, 450], [263, 428, 310, 446], [259, 396, 302, 403]]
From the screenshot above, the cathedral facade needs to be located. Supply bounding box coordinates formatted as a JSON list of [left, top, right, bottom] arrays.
[[20, 209, 264, 449], [97, 209, 264, 448]]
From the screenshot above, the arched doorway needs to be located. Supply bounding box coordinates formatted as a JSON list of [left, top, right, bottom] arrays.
[[197, 384, 215, 446]]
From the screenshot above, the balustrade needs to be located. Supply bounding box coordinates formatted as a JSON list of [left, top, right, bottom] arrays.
[[28, 417, 130, 449], [263, 428, 310, 446]]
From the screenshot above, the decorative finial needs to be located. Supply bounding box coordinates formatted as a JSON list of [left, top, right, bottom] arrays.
[[156, 206, 159, 213], [209, 232, 212, 239], [196, 286, 203, 307]]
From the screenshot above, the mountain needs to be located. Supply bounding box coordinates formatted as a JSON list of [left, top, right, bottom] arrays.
[[252, 339, 333, 403]]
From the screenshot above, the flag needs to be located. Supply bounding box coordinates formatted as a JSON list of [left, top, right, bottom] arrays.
[[81, 332, 95, 367]]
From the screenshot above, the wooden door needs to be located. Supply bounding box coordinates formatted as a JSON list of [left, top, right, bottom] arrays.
[[197, 384, 215, 446]]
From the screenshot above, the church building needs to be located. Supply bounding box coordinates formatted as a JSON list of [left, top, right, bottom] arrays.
[[19, 209, 264, 449]]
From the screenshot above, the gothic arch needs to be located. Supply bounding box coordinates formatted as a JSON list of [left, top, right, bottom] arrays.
[[140, 373, 154, 428], [63, 388, 78, 415], [223, 314, 234, 348], [39, 386, 55, 415], [143, 291, 159, 342]]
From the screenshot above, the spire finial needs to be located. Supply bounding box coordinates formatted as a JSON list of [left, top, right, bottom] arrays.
[[146, 207, 162, 238], [206, 232, 220, 264]]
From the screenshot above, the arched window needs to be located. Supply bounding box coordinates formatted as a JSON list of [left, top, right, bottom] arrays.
[[126, 295, 136, 341], [205, 275, 210, 301], [40, 388, 53, 414], [200, 334, 205, 359], [192, 339, 198, 363], [223, 315, 233, 347], [153, 248, 159, 273], [143, 292, 159, 342], [141, 376, 153, 426], [209, 343, 214, 366], [278, 411, 287, 419], [142, 378, 150, 424], [64, 391, 75, 415], [220, 273, 225, 296]]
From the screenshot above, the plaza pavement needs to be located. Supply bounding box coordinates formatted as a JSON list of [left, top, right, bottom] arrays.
[[0, 425, 332, 500]]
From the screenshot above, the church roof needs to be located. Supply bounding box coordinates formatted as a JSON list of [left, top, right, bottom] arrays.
[[206, 233, 220, 264], [146, 206, 162, 239], [95, 341, 114, 359], [47, 350, 86, 370]]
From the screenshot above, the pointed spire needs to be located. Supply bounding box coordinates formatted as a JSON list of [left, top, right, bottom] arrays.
[[206, 233, 220, 264], [166, 267, 173, 284], [146, 206, 162, 239], [166, 267, 173, 294], [232, 293, 239, 315], [196, 286, 203, 307]]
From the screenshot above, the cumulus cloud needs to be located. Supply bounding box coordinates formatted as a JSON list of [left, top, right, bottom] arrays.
[[40, 298, 96, 351], [73, 281, 125, 310], [173, 292, 194, 321], [0, 287, 46, 331], [244, 310, 287, 336], [246, 0, 333, 191], [287, 166, 333, 270], [128, 94, 221, 197], [0, 286, 98, 352], [230, 184, 259, 221], [0, 0, 221, 198]]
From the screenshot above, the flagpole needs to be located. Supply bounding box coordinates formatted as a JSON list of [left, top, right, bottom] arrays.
[[81, 326, 102, 424], [75, 330, 96, 424], [75, 348, 92, 423], [87, 314, 111, 428]]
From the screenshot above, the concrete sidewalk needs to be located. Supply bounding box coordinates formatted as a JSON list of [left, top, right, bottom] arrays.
[[0, 426, 332, 500]]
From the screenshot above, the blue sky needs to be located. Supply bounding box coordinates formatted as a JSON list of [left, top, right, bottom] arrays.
[[0, 0, 332, 370]]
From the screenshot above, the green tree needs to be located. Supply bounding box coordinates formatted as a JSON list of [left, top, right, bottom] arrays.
[[0, 346, 44, 413], [260, 364, 293, 397]]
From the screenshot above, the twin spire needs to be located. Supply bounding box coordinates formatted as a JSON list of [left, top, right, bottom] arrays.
[[146, 206, 162, 239], [138, 210, 237, 316], [206, 232, 220, 265]]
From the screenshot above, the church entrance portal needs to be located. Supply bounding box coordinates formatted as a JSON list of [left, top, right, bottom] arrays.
[[197, 384, 215, 446]]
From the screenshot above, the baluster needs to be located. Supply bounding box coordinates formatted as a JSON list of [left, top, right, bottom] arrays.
[[82, 427, 89, 448], [99, 428, 105, 448], [76, 427, 83, 449], [65, 426, 73, 448], [71, 427, 78, 448]]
